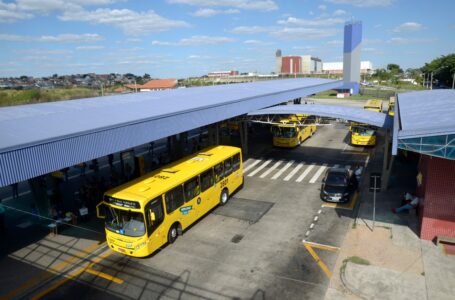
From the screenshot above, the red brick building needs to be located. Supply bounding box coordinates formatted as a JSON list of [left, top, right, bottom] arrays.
[[395, 90, 455, 241]]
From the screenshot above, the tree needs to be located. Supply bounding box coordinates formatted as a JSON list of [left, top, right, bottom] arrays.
[[372, 68, 390, 84], [421, 54, 455, 87], [143, 73, 151, 80], [386, 63, 403, 75]]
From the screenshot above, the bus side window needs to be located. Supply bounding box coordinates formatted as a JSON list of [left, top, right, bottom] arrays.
[[214, 163, 224, 183], [200, 169, 214, 192], [145, 196, 164, 236], [165, 185, 184, 214], [184, 176, 200, 202], [224, 157, 233, 177], [232, 153, 240, 171]]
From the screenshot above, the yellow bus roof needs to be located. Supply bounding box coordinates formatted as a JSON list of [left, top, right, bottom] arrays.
[[364, 99, 383, 108], [106, 145, 241, 206]]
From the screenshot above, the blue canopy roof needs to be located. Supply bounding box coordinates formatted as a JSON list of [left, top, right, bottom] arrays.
[[249, 104, 391, 128], [392, 89, 455, 159], [0, 78, 341, 186]]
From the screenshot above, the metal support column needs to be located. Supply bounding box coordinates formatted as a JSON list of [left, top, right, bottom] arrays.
[[28, 176, 50, 218], [381, 129, 393, 191], [239, 121, 249, 158], [215, 123, 220, 145]]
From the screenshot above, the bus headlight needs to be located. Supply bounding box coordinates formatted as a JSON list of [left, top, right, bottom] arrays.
[[135, 242, 146, 250]]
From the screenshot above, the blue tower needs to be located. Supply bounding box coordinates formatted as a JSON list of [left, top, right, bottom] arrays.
[[343, 21, 362, 94]]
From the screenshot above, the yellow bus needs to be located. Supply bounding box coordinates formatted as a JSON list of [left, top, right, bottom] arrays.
[[271, 116, 316, 148], [364, 99, 383, 113], [351, 125, 376, 146], [388, 96, 396, 116], [96, 145, 243, 257]]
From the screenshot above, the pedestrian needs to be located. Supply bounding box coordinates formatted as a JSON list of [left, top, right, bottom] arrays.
[[62, 167, 70, 181], [11, 182, 19, 199], [0, 199, 6, 235], [108, 154, 114, 169], [31, 203, 40, 220], [392, 193, 420, 214], [78, 162, 87, 177]]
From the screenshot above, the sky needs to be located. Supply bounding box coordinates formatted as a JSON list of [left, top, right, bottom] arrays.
[[0, 0, 454, 78]]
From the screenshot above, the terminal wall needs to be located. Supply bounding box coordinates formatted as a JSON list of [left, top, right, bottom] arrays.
[[418, 155, 455, 241]]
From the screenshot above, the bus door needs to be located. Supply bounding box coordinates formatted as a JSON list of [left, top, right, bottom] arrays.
[[229, 153, 242, 189], [145, 196, 166, 244], [199, 168, 218, 215], [182, 176, 201, 223], [164, 185, 194, 230]]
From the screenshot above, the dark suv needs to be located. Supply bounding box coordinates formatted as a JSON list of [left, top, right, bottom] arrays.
[[320, 167, 357, 203]]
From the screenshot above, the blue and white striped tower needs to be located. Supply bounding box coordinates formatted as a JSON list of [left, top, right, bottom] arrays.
[[343, 21, 362, 94]]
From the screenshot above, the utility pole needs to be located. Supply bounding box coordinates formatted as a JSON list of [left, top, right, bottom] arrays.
[[452, 73, 455, 89], [430, 72, 433, 90]]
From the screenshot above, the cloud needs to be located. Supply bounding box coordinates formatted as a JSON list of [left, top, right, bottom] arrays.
[[324, 0, 392, 7], [0, 1, 33, 22], [333, 9, 346, 16], [59, 8, 190, 35], [277, 17, 345, 26], [243, 39, 272, 46], [152, 35, 235, 46], [270, 27, 339, 40], [0, 33, 103, 42], [388, 37, 435, 45], [229, 26, 271, 34], [192, 8, 239, 17], [76, 45, 105, 50], [393, 22, 424, 32], [0, 0, 122, 22], [167, 0, 278, 11], [326, 40, 342, 45], [318, 4, 327, 10]]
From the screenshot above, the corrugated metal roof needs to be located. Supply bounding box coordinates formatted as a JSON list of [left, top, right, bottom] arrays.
[[0, 78, 342, 186], [397, 90, 455, 139], [248, 103, 391, 128]]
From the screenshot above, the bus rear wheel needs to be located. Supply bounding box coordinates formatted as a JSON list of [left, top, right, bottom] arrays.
[[220, 188, 229, 206], [168, 224, 178, 244]]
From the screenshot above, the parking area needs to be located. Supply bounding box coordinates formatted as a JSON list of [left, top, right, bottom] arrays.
[[0, 121, 376, 300]]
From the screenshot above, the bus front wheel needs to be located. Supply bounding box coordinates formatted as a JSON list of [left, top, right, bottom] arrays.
[[168, 224, 178, 244], [220, 189, 229, 206]]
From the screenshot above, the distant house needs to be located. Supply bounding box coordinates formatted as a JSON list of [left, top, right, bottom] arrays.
[[114, 87, 127, 93], [125, 79, 178, 92]]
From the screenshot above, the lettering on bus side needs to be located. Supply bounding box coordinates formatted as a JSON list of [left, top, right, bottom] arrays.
[[220, 178, 229, 189], [153, 175, 170, 180]]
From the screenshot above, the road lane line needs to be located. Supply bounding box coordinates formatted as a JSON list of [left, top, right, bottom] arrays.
[[30, 250, 113, 300], [309, 164, 328, 184], [271, 160, 294, 180], [283, 163, 303, 181], [2, 241, 103, 300], [247, 159, 272, 177], [296, 164, 314, 182], [260, 161, 282, 178], [85, 268, 124, 284], [242, 159, 261, 173]]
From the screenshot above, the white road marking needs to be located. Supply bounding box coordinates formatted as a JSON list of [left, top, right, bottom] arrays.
[[309, 164, 328, 183], [296, 164, 315, 183], [314, 216, 319, 222], [243, 159, 262, 173], [283, 163, 303, 181], [248, 159, 272, 177], [310, 223, 315, 229], [260, 161, 282, 178], [271, 160, 294, 180]]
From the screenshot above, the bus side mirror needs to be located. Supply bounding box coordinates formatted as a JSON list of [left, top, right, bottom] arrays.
[[149, 211, 156, 221], [96, 202, 107, 219]]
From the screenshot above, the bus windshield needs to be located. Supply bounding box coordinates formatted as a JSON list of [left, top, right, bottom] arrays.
[[271, 126, 296, 138], [105, 207, 146, 237], [352, 127, 375, 136]]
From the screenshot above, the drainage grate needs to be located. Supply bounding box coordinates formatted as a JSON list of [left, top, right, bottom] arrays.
[[231, 234, 244, 244]]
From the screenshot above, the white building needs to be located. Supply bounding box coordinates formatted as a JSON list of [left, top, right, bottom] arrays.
[[323, 61, 374, 75]]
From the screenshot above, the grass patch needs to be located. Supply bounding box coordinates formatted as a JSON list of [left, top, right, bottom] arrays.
[[343, 256, 370, 266], [0, 87, 105, 107], [309, 90, 379, 100], [340, 256, 371, 282]]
